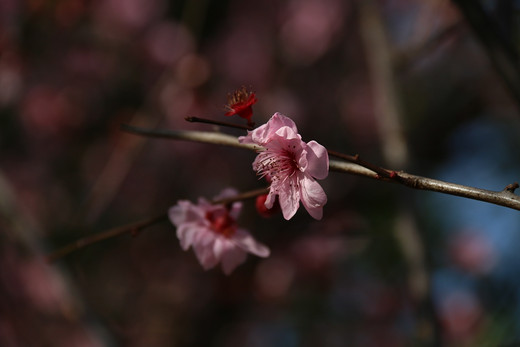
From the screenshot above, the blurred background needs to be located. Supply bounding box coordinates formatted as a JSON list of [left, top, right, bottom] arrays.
[[1, 0, 520, 346]]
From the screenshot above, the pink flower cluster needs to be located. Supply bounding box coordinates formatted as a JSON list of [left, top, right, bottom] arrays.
[[239, 113, 329, 220], [170, 113, 329, 274], [169, 188, 269, 275]]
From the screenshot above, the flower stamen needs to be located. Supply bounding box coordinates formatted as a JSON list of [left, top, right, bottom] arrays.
[[205, 211, 237, 238], [224, 86, 257, 127]]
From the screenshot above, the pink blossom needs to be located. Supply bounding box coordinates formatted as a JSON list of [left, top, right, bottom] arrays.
[[239, 113, 328, 220], [168, 188, 270, 275]]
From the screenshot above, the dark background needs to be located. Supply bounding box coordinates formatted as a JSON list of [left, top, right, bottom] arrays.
[[1, 0, 520, 346]]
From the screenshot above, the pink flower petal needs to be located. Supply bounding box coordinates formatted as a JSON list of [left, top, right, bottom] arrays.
[[273, 125, 301, 143], [299, 174, 327, 220], [169, 188, 270, 274], [233, 229, 270, 257], [276, 176, 301, 220], [168, 201, 203, 225], [269, 113, 298, 133], [212, 237, 227, 261], [220, 245, 247, 275], [176, 223, 201, 250], [239, 112, 298, 145], [214, 188, 239, 200], [229, 202, 243, 220], [193, 231, 219, 270], [264, 190, 277, 209], [305, 140, 329, 179]]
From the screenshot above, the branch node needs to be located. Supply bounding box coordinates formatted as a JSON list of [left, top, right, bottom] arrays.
[[504, 182, 519, 193]]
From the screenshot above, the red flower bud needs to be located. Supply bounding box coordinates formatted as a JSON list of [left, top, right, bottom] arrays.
[[256, 194, 280, 218], [224, 86, 257, 126]]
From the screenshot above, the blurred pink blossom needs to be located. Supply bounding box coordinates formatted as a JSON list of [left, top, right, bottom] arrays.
[[239, 113, 328, 220], [214, 18, 273, 87], [439, 289, 483, 342], [17, 258, 72, 314], [169, 188, 270, 275], [91, 0, 165, 36], [175, 54, 211, 88], [449, 231, 496, 275], [291, 234, 348, 272], [144, 21, 195, 66], [279, 0, 345, 65], [21, 85, 81, 140]]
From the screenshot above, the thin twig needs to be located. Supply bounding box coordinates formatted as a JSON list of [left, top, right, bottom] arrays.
[[329, 160, 520, 211], [121, 123, 258, 151], [49, 125, 520, 261], [213, 187, 269, 205], [122, 124, 520, 211], [46, 213, 168, 262], [327, 150, 392, 179], [185, 116, 253, 131], [47, 187, 270, 262]]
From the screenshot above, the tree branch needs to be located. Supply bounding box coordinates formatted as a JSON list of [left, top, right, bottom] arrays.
[[121, 124, 520, 211], [49, 124, 520, 262], [185, 116, 253, 131], [46, 213, 168, 262], [329, 160, 520, 210], [47, 187, 269, 262], [120, 123, 257, 151]]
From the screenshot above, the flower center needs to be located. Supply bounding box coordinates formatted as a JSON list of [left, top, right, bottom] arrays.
[[205, 211, 236, 238], [224, 86, 257, 125], [226, 86, 254, 106], [255, 147, 300, 184]]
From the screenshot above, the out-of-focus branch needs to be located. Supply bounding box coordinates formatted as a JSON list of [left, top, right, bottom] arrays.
[[358, 0, 408, 168], [394, 21, 464, 73], [47, 187, 269, 262], [358, 1, 431, 331], [46, 213, 168, 263], [451, 0, 520, 108], [121, 124, 520, 211]]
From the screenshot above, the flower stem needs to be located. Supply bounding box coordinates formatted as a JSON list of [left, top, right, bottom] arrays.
[[212, 187, 269, 205], [185, 116, 253, 131], [47, 187, 269, 262]]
